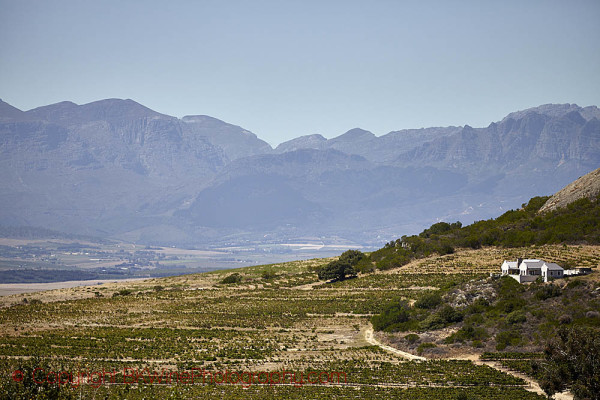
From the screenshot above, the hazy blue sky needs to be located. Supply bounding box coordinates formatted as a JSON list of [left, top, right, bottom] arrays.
[[1, 0, 599, 146]]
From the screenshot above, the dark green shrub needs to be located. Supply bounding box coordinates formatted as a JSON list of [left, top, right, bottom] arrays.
[[420, 313, 445, 330], [420, 305, 462, 330], [497, 298, 523, 313], [455, 391, 478, 400], [506, 310, 527, 324], [438, 242, 455, 255], [535, 284, 561, 300], [566, 279, 585, 289], [372, 300, 411, 332], [404, 333, 419, 344], [446, 324, 488, 343], [417, 342, 437, 355], [354, 257, 375, 274], [558, 314, 572, 324], [464, 313, 484, 324], [438, 304, 463, 324], [261, 270, 277, 280], [497, 275, 525, 298], [495, 330, 521, 350], [220, 273, 242, 284], [465, 298, 490, 314], [463, 235, 482, 249], [415, 292, 442, 309], [419, 221, 462, 238]]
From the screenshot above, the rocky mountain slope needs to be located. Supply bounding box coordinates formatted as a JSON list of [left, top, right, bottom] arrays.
[[181, 115, 272, 161], [398, 106, 600, 170], [0, 98, 598, 247], [539, 166, 600, 213]]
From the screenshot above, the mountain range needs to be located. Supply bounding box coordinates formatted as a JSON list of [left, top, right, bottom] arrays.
[[1, 98, 598, 248]]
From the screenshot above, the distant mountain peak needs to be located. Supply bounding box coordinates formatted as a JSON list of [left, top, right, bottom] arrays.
[[332, 128, 375, 141], [303, 133, 327, 141], [182, 115, 253, 134], [182, 115, 224, 124], [180, 114, 272, 159], [79, 98, 165, 118], [275, 134, 327, 153], [501, 103, 594, 123], [0, 99, 25, 121], [26, 100, 77, 114], [24, 98, 165, 124]]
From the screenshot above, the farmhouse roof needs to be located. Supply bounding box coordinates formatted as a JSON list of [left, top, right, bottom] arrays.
[[542, 262, 563, 270]]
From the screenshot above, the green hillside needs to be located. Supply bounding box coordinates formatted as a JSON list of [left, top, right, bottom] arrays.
[[359, 194, 600, 273]]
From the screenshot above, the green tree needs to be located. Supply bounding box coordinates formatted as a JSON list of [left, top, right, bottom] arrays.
[[339, 249, 365, 265], [318, 249, 365, 281], [317, 259, 356, 282], [540, 327, 600, 400]]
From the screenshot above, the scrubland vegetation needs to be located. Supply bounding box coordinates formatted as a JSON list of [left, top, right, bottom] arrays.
[[354, 195, 600, 274]]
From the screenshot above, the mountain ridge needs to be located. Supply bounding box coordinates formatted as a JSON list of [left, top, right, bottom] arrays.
[[1, 98, 598, 247]]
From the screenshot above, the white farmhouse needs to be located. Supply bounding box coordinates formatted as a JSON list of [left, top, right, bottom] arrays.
[[501, 258, 564, 283]]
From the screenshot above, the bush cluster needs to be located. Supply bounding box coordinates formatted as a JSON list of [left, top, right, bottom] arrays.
[[317, 250, 363, 282], [220, 273, 242, 284], [349, 194, 600, 273], [372, 295, 463, 333]]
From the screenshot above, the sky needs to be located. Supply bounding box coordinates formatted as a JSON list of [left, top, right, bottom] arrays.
[[1, 0, 599, 147]]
